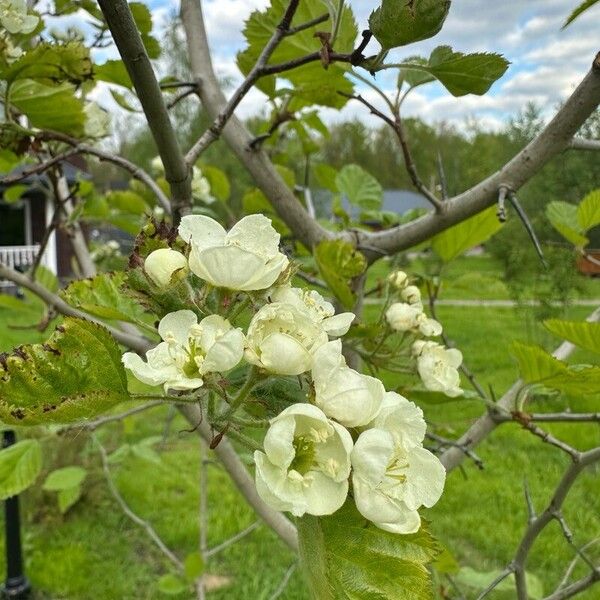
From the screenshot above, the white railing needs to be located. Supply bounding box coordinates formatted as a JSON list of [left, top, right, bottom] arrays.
[[0, 245, 52, 286]]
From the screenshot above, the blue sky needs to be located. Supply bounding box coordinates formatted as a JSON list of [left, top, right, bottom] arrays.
[[80, 0, 600, 132]]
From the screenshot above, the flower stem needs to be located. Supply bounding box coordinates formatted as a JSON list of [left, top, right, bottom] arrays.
[[219, 367, 260, 421], [130, 393, 201, 405]]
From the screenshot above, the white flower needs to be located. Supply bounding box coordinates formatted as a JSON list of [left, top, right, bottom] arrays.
[[179, 215, 289, 291], [245, 303, 327, 375], [415, 313, 443, 337], [351, 428, 445, 534], [413, 341, 463, 397], [150, 156, 164, 174], [369, 391, 426, 449], [191, 167, 214, 203], [388, 270, 408, 289], [270, 285, 354, 337], [122, 310, 244, 391], [254, 404, 353, 517], [386, 302, 422, 332], [144, 248, 188, 287], [0, 0, 38, 34], [401, 285, 422, 306], [312, 340, 384, 428]]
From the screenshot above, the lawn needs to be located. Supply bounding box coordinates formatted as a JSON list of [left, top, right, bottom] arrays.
[[0, 257, 598, 599]]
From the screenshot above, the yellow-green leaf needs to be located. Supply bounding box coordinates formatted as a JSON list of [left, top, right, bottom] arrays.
[[0, 439, 42, 500], [544, 319, 600, 355]]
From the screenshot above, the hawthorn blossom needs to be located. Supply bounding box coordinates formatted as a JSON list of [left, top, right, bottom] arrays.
[[254, 404, 353, 517], [245, 303, 327, 375], [351, 428, 445, 534], [269, 284, 354, 337], [122, 310, 244, 391], [179, 215, 288, 291], [386, 303, 442, 337], [144, 248, 188, 287], [388, 270, 408, 289], [312, 340, 384, 428], [401, 285, 423, 306], [0, 0, 38, 34], [413, 341, 463, 397]]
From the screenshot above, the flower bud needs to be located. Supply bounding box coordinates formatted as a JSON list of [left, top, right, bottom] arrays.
[[388, 270, 408, 289], [144, 248, 188, 287], [401, 285, 422, 306]]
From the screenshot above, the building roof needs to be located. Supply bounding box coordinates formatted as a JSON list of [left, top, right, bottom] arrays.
[[0, 159, 88, 194]]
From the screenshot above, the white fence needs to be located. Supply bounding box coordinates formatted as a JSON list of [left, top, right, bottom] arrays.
[[0, 245, 52, 286]]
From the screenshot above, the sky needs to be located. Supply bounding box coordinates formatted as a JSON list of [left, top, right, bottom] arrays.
[[67, 0, 600, 131]]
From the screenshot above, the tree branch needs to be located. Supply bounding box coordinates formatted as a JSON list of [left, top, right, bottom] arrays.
[[440, 305, 600, 472], [180, 0, 330, 250], [97, 0, 191, 222], [364, 54, 600, 260], [569, 137, 600, 151]]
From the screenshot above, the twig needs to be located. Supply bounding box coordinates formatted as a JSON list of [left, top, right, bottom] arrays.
[[437, 151, 449, 201], [167, 87, 199, 110], [269, 562, 298, 600], [205, 522, 261, 558], [523, 478, 536, 525], [494, 412, 600, 423], [569, 137, 600, 151], [60, 401, 162, 433], [497, 185, 508, 222], [557, 538, 600, 590], [475, 566, 514, 600], [185, 0, 303, 165], [519, 422, 580, 460], [0, 149, 79, 185], [286, 13, 329, 36], [197, 440, 208, 600], [508, 191, 548, 268], [94, 435, 184, 571], [426, 431, 484, 470], [97, 0, 192, 222], [543, 570, 600, 600]]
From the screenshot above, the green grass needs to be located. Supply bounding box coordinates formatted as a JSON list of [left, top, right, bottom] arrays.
[[0, 257, 599, 599]]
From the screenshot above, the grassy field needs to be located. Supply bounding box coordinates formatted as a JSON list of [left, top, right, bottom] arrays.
[[0, 256, 598, 599]]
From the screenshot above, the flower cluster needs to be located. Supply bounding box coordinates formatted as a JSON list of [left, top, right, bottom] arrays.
[[122, 216, 447, 535], [0, 0, 38, 34]]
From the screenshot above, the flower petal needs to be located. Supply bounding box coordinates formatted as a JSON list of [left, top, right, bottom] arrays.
[[403, 446, 446, 510], [227, 214, 281, 259], [322, 313, 355, 337], [158, 310, 197, 345], [259, 332, 313, 375], [303, 472, 348, 516], [178, 215, 226, 249]]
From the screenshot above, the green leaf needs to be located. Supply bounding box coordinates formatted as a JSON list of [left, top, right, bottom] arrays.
[[184, 552, 205, 581], [237, 0, 357, 108], [10, 80, 85, 136], [157, 574, 187, 595], [58, 485, 82, 514], [547, 201, 589, 247], [0, 439, 42, 500], [313, 163, 338, 193], [43, 466, 87, 491], [544, 319, 600, 355], [369, 0, 451, 50], [563, 0, 600, 27], [407, 387, 479, 404], [456, 567, 543, 599], [432, 207, 503, 262], [298, 502, 440, 599], [335, 164, 383, 211], [61, 272, 155, 329], [129, 2, 160, 59], [577, 189, 600, 232], [200, 165, 230, 202], [400, 56, 435, 89], [314, 240, 367, 309], [109, 89, 139, 112], [95, 60, 132, 89], [401, 46, 509, 96], [0, 317, 130, 426], [0, 42, 92, 86], [2, 184, 27, 204]]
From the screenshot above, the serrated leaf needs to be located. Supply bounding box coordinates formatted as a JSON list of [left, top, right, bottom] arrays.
[[184, 552, 205, 581], [314, 240, 367, 309], [335, 164, 383, 211], [432, 207, 503, 262], [10, 80, 85, 136], [58, 484, 82, 514], [547, 201, 588, 247], [544, 319, 600, 355], [157, 574, 187, 595], [369, 0, 451, 50], [401, 56, 435, 89], [313, 163, 338, 193], [95, 60, 132, 89], [0, 318, 130, 426], [401, 46, 509, 96], [43, 466, 87, 491], [0, 439, 42, 500], [237, 0, 357, 108], [577, 189, 600, 232], [563, 0, 600, 27], [298, 502, 440, 599], [1, 42, 92, 86]]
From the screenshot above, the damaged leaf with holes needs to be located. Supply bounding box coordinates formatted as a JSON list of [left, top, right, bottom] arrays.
[[0, 318, 130, 425]]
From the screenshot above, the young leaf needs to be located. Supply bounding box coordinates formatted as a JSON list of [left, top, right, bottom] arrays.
[[314, 240, 366, 309], [0, 318, 130, 426], [95, 60, 133, 89], [0, 439, 42, 500], [369, 0, 451, 50], [546, 201, 588, 247], [401, 46, 509, 96], [157, 574, 187, 595], [563, 0, 600, 27], [544, 319, 600, 355], [335, 164, 383, 211], [298, 502, 440, 599], [184, 552, 205, 581], [43, 466, 87, 491], [577, 189, 600, 232], [200, 166, 230, 202], [431, 207, 503, 262], [58, 485, 83, 514]]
